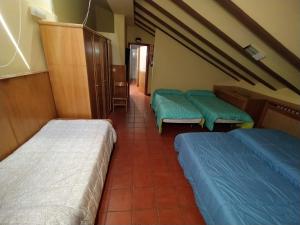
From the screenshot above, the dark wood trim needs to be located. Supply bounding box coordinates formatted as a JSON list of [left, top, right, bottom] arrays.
[[214, 85, 300, 110], [135, 19, 155, 33], [144, 0, 276, 91], [134, 15, 239, 82], [259, 101, 300, 123], [216, 0, 300, 71], [171, 0, 300, 95], [134, 22, 155, 37], [135, 4, 254, 85], [145, 45, 150, 95], [257, 101, 300, 138], [128, 42, 151, 47]]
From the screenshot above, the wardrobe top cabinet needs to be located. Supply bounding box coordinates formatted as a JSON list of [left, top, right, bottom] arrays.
[[39, 21, 111, 119]]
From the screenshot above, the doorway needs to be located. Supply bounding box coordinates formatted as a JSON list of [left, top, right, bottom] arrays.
[[129, 43, 150, 95]]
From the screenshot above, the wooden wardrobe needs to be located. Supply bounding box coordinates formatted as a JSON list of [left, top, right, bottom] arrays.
[[39, 22, 112, 119]]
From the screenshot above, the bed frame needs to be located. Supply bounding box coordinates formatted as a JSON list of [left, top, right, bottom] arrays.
[[257, 101, 300, 138]]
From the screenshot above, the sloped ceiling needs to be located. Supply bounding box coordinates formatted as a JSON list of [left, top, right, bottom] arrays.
[[133, 0, 300, 95]]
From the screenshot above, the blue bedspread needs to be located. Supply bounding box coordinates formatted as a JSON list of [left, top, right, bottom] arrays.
[[230, 129, 300, 188], [151, 89, 203, 133], [185, 90, 253, 131], [174, 129, 300, 225]]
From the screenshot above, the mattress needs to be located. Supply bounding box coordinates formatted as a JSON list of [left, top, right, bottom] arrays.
[[0, 119, 116, 225], [163, 118, 202, 123], [174, 130, 300, 225], [185, 90, 253, 131], [151, 89, 203, 133]]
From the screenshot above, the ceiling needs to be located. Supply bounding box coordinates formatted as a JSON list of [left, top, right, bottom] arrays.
[[106, 0, 134, 24], [133, 0, 300, 95]]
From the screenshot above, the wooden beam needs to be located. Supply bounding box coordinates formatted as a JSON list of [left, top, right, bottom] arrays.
[[134, 14, 239, 82], [135, 22, 155, 36], [144, 0, 276, 90], [135, 19, 155, 33], [172, 0, 300, 95], [216, 0, 300, 71], [135, 3, 255, 85]]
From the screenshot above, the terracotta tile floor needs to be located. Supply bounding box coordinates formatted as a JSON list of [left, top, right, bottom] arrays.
[[95, 84, 206, 225]]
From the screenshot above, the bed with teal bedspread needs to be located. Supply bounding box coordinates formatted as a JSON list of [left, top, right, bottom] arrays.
[[185, 90, 253, 131], [151, 89, 203, 133]]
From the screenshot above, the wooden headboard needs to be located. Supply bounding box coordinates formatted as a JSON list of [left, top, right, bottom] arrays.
[[0, 71, 57, 160], [257, 101, 300, 138]]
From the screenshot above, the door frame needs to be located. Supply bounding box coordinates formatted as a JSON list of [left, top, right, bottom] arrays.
[[128, 42, 151, 95]]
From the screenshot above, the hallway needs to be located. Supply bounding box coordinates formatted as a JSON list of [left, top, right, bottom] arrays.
[[96, 84, 205, 225]]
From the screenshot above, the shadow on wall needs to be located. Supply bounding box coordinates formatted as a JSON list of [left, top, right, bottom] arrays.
[[52, 0, 115, 32]]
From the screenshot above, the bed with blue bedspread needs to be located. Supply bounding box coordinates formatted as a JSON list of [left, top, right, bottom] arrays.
[[151, 89, 204, 133], [185, 90, 253, 131], [174, 128, 300, 225]]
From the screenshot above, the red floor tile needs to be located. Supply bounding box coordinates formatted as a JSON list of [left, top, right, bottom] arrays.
[[110, 159, 132, 175], [133, 169, 153, 188], [181, 207, 206, 225], [108, 189, 131, 211], [132, 209, 158, 225], [132, 187, 155, 210], [172, 172, 191, 188], [99, 188, 110, 212], [133, 161, 151, 174], [96, 83, 205, 225], [110, 171, 132, 189], [153, 171, 175, 188], [105, 211, 131, 225], [176, 186, 197, 208], [155, 187, 178, 208], [158, 208, 184, 225], [96, 213, 106, 225]]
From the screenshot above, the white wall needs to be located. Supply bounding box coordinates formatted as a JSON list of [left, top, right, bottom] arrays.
[[0, 0, 56, 77], [100, 14, 125, 65], [151, 30, 232, 93]]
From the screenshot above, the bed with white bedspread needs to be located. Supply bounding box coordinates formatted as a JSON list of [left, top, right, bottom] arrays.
[[0, 119, 116, 225]]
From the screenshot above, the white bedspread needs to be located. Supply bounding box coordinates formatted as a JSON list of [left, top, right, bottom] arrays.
[[0, 120, 116, 225]]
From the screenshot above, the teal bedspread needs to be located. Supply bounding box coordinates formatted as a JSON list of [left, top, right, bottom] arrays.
[[151, 89, 203, 133], [186, 90, 253, 131]]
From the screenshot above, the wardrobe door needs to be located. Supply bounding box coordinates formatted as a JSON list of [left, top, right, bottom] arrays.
[[95, 37, 107, 118], [93, 35, 105, 118], [83, 30, 97, 118], [107, 39, 113, 112], [101, 38, 110, 116]]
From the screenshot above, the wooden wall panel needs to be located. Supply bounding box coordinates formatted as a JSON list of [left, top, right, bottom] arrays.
[[214, 85, 300, 110], [258, 102, 300, 138], [214, 85, 300, 127], [0, 71, 56, 161], [215, 90, 248, 110], [0, 102, 18, 161]]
